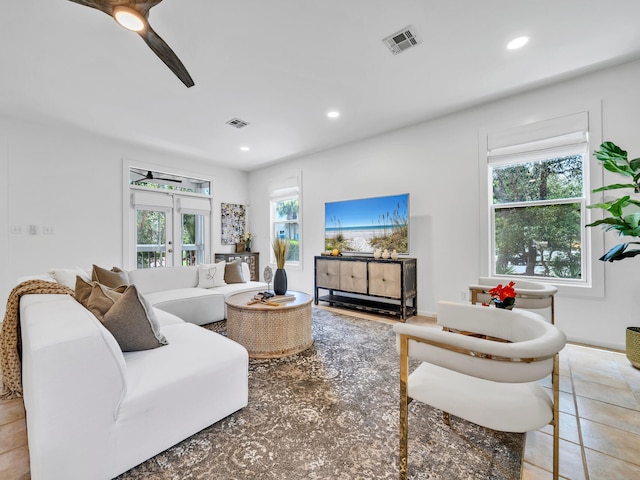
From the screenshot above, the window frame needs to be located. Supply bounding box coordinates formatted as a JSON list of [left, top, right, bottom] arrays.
[[478, 108, 605, 298], [488, 146, 588, 284], [269, 180, 302, 269]]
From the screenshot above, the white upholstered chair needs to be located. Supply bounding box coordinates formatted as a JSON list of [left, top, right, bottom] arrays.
[[394, 301, 566, 480], [469, 277, 558, 324]]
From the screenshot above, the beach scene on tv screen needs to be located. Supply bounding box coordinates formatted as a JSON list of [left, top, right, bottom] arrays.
[[324, 194, 409, 254]]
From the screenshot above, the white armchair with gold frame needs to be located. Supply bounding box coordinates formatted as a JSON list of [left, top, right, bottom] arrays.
[[469, 277, 558, 324], [394, 301, 566, 480]]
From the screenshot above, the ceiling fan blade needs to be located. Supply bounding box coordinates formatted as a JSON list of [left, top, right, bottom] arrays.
[[139, 24, 194, 88], [156, 177, 183, 183], [67, 0, 112, 15]]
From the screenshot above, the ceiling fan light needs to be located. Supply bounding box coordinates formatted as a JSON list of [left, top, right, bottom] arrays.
[[113, 6, 146, 32]]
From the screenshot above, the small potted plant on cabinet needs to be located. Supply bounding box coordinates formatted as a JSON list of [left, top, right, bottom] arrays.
[[586, 141, 640, 368]]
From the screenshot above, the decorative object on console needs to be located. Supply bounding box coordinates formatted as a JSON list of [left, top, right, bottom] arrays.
[[489, 281, 516, 309], [244, 232, 254, 252], [382, 248, 390, 259], [272, 237, 289, 295], [391, 249, 399, 260], [374, 248, 382, 259]]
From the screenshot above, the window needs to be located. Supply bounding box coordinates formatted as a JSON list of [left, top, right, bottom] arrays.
[[485, 112, 591, 284], [270, 176, 301, 266], [490, 150, 586, 280]]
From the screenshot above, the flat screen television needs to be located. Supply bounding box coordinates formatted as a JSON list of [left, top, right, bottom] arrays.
[[324, 193, 409, 255]]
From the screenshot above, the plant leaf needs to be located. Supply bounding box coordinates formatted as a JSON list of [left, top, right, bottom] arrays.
[[592, 183, 637, 192]]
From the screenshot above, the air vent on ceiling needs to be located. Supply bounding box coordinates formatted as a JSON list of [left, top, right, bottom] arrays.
[[226, 118, 250, 128], [382, 25, 421, 55]]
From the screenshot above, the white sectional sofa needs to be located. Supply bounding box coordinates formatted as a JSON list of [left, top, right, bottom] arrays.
[[127, 263, 267, 325], [20, 292, 249, 480]]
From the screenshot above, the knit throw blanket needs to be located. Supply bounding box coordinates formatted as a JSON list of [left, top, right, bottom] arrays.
[[0, 280, 74, 399]]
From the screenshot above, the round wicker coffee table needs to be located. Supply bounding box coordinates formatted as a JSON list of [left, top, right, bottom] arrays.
[[225, 291, 313, 359]]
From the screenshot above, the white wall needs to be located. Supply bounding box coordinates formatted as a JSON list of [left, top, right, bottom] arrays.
[[248, 58, 640, 351], [1, 117, 248, 286], [0, 136, 7, 317]]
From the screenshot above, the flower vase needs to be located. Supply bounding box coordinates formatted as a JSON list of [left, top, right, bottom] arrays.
[[493, 300, 514, 310], [274, 268, 287, 295], [245, 241, 251, 252]]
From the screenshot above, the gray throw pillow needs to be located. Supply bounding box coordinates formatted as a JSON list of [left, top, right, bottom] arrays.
[[101, 285, 168, 352], [224, 259, 245, 284]]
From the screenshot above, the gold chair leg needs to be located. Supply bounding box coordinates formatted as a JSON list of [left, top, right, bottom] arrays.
[[399, 335, 410, 480], [552, 353, 560, 480]]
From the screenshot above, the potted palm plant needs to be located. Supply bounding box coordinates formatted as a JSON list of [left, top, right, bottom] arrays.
[[272, 237, 289, 295], [586, 141, 640, 367]]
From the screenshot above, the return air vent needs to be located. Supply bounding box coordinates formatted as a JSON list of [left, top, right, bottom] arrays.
[[226, 118, 250, 128], [382, 25, 421, 55]]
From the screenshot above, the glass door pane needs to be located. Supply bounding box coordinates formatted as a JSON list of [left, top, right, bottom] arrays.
[[136, 209, 170, 268], [181, 213, 205, 266]]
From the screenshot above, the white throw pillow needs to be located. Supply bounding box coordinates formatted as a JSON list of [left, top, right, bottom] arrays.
[[197, 261, 227, 288], [48, 267, 90, 289]]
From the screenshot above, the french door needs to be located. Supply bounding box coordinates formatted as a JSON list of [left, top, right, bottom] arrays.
[[130, 190, 211, 269]]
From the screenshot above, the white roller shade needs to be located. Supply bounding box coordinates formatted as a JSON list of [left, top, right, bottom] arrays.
[[177, 196, 211, 215], [131, 191, 173, 211], [487, 112, 589, 165]]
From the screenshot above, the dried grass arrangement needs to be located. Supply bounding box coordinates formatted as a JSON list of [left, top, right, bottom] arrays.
[[272, 237, 290, 269]]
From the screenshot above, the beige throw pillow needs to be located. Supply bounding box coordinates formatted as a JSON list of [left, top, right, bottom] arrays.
[[92, 265, 129, 289], [197, 261, 227, 288], [85, 282, 125, 321], [102, 285, 168, 352], [224, 259, 245, 284]]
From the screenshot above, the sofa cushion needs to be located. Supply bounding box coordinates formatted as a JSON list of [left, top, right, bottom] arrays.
[[102, 285, 168, 352], [144, 288, 225, 326], [224, 259, 245, 284], [92, 265, 129, 288], [197, 261, 227, 288]]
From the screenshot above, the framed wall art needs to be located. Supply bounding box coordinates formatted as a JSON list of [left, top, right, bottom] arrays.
[[221, 203, 246, 245]]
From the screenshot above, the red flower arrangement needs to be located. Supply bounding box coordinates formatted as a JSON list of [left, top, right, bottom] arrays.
[[488, 281, 516, 309]]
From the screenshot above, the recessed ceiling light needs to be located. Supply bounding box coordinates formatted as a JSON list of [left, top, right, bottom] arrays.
[[240, 146, 250, 152], [327, 111, 340, 118], [507, 36, 529, 50]]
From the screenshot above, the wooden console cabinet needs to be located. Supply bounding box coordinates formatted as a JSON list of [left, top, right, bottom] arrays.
[[314, 256, 417, 320], [214, 252, 260, 281]]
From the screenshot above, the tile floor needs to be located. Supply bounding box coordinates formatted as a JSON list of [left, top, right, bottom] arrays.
[[1, 310, 639, 479]]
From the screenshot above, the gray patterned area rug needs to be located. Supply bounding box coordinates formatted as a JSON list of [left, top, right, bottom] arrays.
[[117, 309, 524, 480]]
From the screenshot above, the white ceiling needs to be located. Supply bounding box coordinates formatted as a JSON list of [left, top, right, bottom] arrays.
[[2, 1, 640, 171]]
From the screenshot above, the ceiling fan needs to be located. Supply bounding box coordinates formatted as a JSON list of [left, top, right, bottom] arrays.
[[133, 170, 182, 183], [68, 0, 195, 87]]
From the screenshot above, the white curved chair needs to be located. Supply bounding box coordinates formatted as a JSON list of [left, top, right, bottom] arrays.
[[394, 301, 566, 480], [469, 277, 558, 324]]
